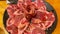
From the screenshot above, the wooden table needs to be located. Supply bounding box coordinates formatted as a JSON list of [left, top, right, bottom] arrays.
[[0, 0, 60, 34]]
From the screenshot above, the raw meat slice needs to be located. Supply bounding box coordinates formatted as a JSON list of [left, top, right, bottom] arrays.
[[6, 0, 55, 34]]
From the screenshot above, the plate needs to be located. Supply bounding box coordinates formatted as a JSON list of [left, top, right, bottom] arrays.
[[3, 1, 58, 34]]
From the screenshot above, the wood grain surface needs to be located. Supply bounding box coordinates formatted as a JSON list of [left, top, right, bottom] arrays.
[[0, 0, 60, 34]]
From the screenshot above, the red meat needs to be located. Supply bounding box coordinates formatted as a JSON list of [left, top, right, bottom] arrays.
[[6, 0, 55, 34]]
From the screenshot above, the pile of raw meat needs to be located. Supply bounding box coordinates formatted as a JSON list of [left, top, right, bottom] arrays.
[[6, 0, 55, 34]]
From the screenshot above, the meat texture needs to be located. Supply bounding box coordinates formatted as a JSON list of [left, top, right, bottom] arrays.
[[6, 0, 55, 34]]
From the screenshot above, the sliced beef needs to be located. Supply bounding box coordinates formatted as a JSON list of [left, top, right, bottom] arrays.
[[6, 0, 55, 34]]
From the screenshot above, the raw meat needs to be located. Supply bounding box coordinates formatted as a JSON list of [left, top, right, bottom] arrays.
[[6, 0, 55, 34]]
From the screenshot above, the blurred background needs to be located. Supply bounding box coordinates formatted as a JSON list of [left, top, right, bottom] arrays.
[[0, 0, 60, 34], [0, 0, 5, 1]]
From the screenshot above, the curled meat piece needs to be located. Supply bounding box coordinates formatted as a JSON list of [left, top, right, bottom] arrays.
[[24, 24, 46, 34], [34, 11, 55, 30]]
